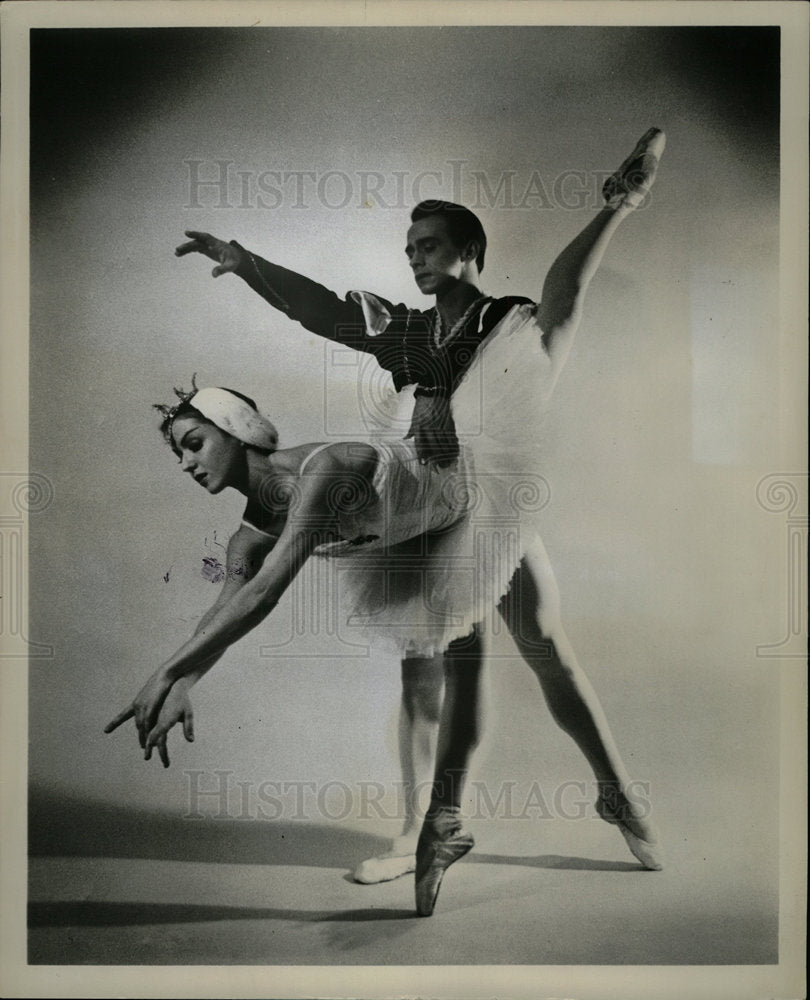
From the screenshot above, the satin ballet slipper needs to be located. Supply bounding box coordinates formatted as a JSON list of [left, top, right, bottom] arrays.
[[596, 794, 664, 871], [602, 127, 667, 209], [414, 825, 475, 917], [353, 844, 417, 884]]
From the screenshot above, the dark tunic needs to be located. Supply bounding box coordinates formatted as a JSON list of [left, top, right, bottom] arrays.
[[232, 243, 531, 396]]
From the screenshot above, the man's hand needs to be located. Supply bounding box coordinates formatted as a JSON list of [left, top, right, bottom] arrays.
[[175, 230, 243, 277]]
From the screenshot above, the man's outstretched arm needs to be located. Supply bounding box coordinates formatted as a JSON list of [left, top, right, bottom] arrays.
[[175, 230, 379, 350]]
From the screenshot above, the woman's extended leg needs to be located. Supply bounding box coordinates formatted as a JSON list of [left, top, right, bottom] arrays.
[[414, 626, 485, 916], [353, 652, 444, 884], [539, 128, 665, 366], [498, 542, 662, 870]]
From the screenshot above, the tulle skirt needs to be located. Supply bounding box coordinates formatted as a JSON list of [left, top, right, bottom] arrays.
[[316, 303, 556, 655]]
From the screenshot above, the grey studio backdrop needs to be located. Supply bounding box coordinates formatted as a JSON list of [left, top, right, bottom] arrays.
[[28, 26, 783, 964]]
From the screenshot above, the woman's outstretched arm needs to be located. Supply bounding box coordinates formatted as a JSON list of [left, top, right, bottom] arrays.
[[104, 449, 355, 754], [118, 525, 277, 766]]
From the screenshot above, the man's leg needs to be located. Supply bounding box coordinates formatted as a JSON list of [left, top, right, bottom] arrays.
[[414, 626, 485, 916], [353, 653, 444, 884], [498, 543, 663, 870]]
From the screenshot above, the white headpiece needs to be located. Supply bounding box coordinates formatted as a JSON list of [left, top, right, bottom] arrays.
[[192, 387, 278, 451], [156, 377, 277, 451]]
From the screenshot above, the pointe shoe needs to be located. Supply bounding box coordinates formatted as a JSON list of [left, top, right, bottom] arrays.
[[615, 822, 664, 872], [353, 851, 417, 884], [414, 826, 475, 917], [596, 794, 664, 871], [602, 127, 666, 209]]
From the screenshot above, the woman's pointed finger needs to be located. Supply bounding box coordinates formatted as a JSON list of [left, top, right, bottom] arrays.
[[104, 707, 134, 734]]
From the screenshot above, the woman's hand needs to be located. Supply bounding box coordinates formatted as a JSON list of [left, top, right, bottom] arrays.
[[104, 667, 175, 759], [175, 230, 243, 277], [142, 684, 196, 768], [407, 392, 459, 467]]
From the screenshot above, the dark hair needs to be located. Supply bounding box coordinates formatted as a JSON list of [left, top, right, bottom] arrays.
[[158, 386, 259, 455], [410, 200, 487, 273]]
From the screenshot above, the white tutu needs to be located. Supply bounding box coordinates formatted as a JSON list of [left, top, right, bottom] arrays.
[[318, 301, 557, 655]]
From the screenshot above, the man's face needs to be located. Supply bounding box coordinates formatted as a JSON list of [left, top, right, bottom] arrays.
[[405, 215, 466, 296]]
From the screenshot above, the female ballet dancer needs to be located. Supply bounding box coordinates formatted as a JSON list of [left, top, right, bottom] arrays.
[[108, 127, 666, 916]]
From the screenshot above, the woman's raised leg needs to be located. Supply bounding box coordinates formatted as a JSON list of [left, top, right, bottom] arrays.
[[538, 128, 666, 366]]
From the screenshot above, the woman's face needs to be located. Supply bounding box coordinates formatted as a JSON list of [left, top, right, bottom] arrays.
[[170, 414, 245, 494], [405, 215, 467, 296]]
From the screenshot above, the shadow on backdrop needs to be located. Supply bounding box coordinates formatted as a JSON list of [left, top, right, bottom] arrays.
[[29, 784, 386, 869], [30, 784, 643, 873], [28, 900, 412, 929]]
